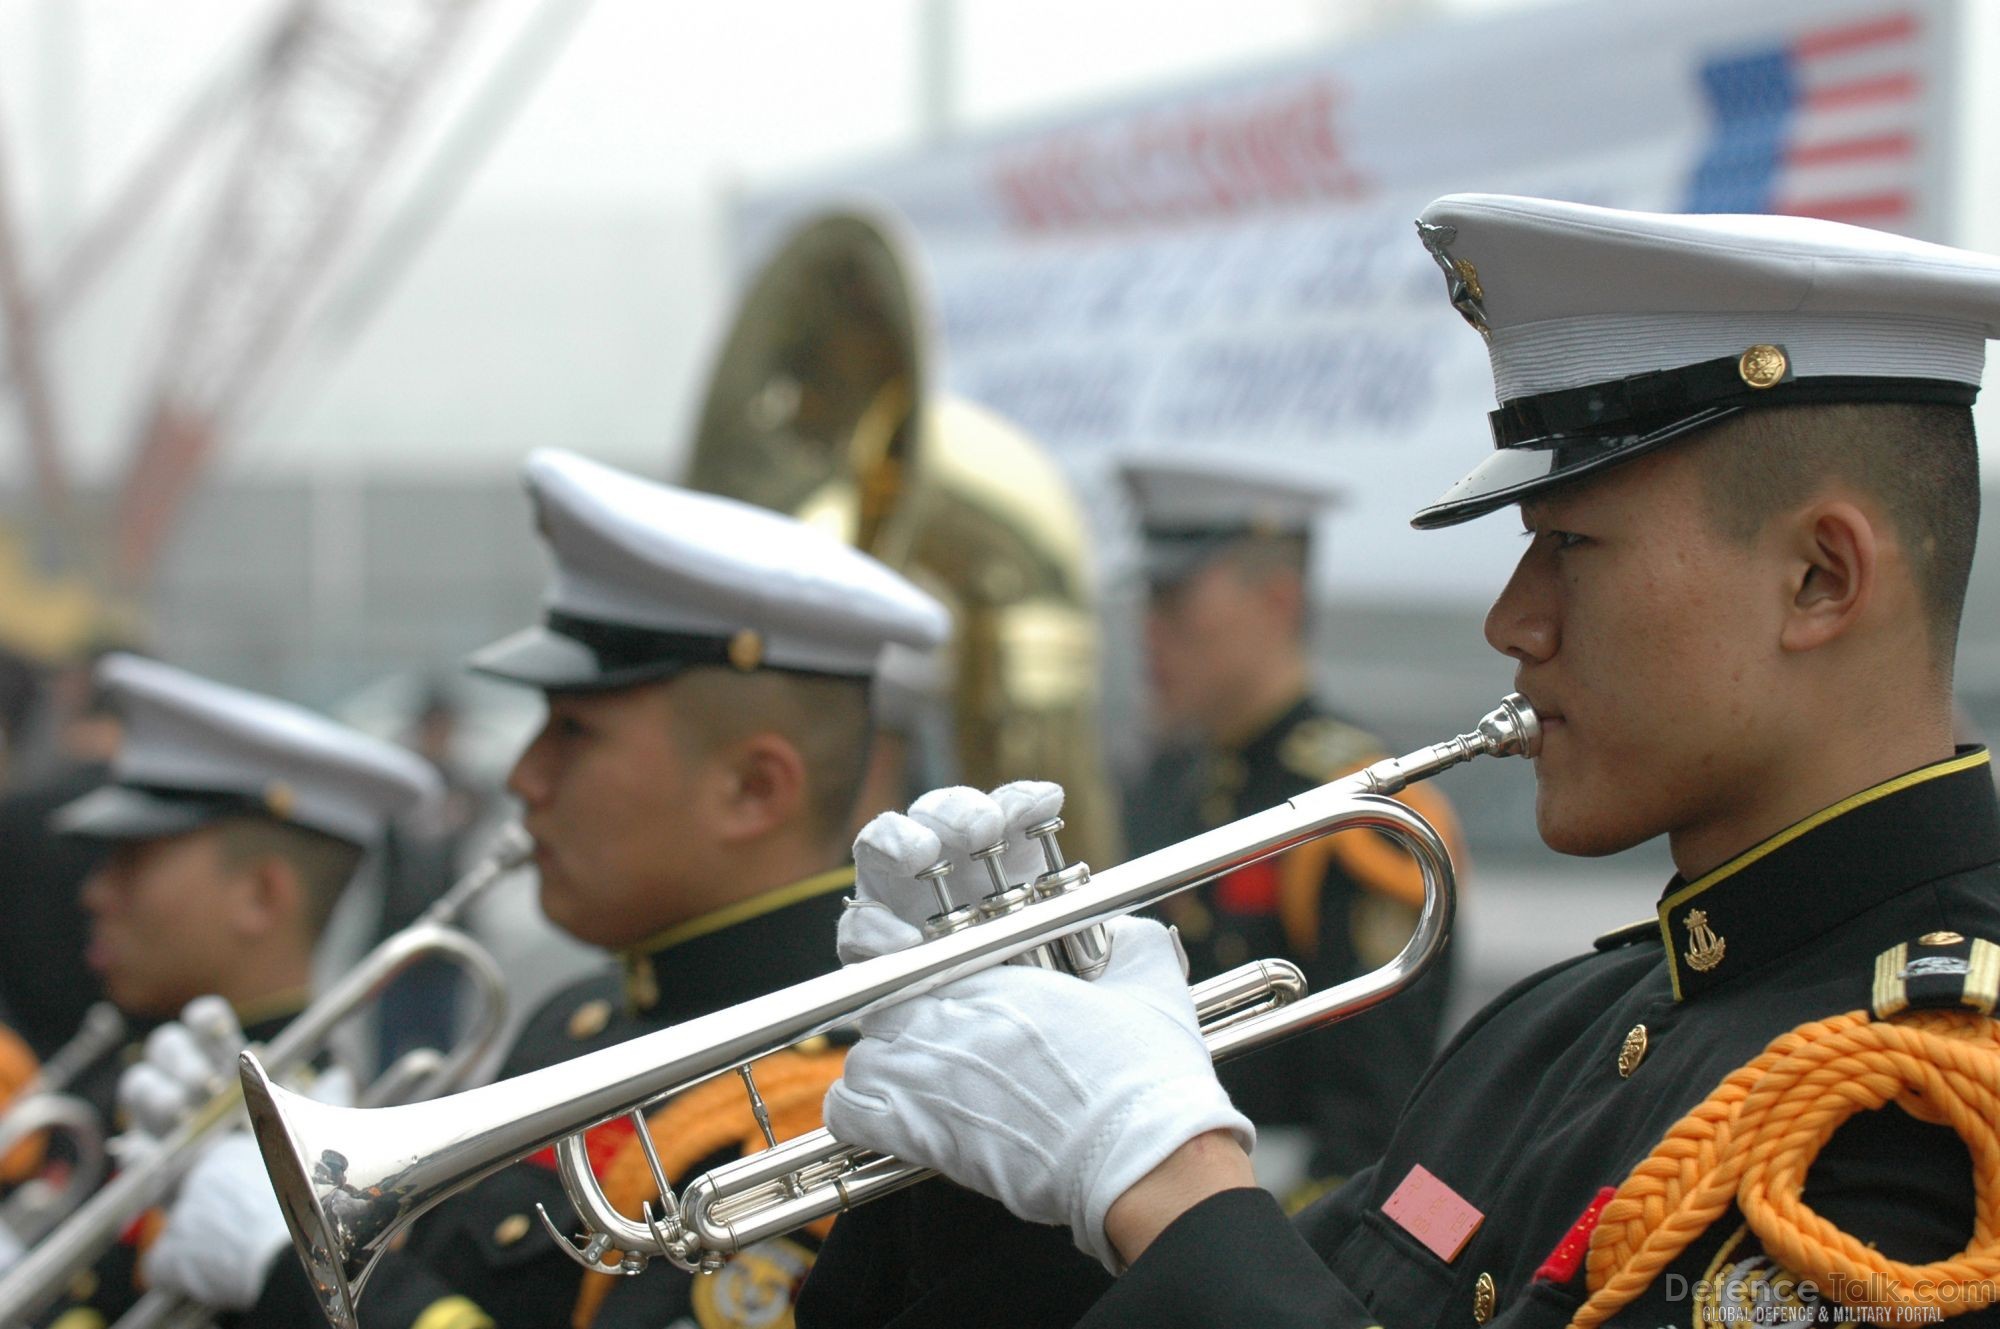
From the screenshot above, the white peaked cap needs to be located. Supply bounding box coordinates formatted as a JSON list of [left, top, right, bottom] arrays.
[[1120, 450, 1344, 585], [470, 450, 952, 690], [1409, 194, 2000, 529], [55, 654, 442, 847]]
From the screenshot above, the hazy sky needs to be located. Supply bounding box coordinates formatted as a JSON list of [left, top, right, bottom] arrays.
[[1, 0, 1995, 487]]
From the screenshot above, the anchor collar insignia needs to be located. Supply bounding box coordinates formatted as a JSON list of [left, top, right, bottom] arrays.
[[1652, 748, 1997, 1001]]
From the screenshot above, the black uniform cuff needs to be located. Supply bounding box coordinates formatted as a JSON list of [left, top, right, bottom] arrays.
[[1078, 1187, 1372, 1329]]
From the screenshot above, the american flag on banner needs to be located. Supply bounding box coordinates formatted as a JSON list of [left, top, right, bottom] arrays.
[[1686, 11, 1927, 227]]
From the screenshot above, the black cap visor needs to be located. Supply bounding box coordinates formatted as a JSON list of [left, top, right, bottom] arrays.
[[1411, 356, 1977, 530], [53, 783, 251, 842], [467, 613, 739, 694]]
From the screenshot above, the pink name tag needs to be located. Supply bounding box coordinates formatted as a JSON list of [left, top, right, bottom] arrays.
[[1381, 1164, 1485, 1262]]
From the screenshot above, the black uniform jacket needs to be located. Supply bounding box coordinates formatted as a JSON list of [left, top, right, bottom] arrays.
[[1126, 696, 1460, 1184], [35, 996, 310, 1329], [1081, 749, 2000, 1329], [247, 867, 853, 1329]]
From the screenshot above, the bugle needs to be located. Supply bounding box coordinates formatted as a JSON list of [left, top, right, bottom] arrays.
[[246, 696, 1537, 1329], [0, 829, 528, 1326], [0, 1003, 125, 1246]]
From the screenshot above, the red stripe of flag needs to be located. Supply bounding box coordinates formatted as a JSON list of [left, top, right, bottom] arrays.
[[1785, 132, 1915, 166], [1802, 73, 1920, 110], [1793, 12, 1918, 59], [1773, 193, 1912, 223]]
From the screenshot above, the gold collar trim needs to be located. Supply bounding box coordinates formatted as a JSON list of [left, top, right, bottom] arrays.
[[1656, 749, 1990, 1000], [233, 986, 313, 1030], [624, 865, 857, 960]]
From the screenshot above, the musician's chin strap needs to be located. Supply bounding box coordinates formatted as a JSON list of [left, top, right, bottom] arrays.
[[1570, 935, 2000, 1328]]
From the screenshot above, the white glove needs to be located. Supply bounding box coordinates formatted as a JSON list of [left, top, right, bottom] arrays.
[[826, 787, 1252, 1272], [835, 780, 1066, 963], [113, 996, 245, 1168], [139, 1062, 354, 1311], [139, 1132, 290, 1310]]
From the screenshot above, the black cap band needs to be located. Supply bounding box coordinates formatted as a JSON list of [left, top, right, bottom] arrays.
[[1411, 358, 1979, 530], [1491, 356, 1976, 449]]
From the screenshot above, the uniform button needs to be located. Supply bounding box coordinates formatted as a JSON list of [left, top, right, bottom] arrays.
[[568, 998, 612, 1041], [1473, 1271, 1497, 1323], [494, 1213, 532, 1247], [1618, 1024, 1649, 1078]]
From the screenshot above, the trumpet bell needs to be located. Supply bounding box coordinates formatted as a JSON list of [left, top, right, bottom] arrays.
[[244, 1059, 369, 1325]]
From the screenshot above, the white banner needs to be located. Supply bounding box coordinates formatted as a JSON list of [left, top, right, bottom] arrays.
[[737, 0, 1960, 603]]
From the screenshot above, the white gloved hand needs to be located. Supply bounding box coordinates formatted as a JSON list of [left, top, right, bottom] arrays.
[[835, 781, 1067, 964], [113, 996, 245, 1168], [827, 789, 1251, 1272], [138, 1062, 354, 1311], [138, 1131, 290, 1310]]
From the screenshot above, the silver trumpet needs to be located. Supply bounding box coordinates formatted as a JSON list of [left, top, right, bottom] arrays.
[[0, 1004, 126, 1246], [0, 828, 530, 1327], [246, 697, 1539, 1329]]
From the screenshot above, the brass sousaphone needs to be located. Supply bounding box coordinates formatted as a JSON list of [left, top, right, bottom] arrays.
[[682, 210, 1120, 864]]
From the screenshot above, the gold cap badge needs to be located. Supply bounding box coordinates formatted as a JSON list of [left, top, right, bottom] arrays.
[[263, 780, 296, 819], [1416, 220, 1491, 334], [727, 629, 764, 672], [1738, 344, 1788, 389]]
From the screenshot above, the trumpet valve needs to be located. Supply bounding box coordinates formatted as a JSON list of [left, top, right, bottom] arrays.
[[915, 860, 981, 940], [1022, 818, 1110, 979], [1023, 817, 1068, 875]]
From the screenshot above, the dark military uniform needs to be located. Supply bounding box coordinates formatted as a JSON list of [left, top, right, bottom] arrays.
[[1126, 695, 1460, 1187], [1079, 750, 2000, 1329], [0, 764, 111, 1061], [246, 869, 854, 1329], [36, 997, 309, 1329]]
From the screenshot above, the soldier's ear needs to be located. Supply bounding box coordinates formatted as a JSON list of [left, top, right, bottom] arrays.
[[1779, 499, 1876, 655], [229, 851, 307, 940], [708, 731, 808, 843]]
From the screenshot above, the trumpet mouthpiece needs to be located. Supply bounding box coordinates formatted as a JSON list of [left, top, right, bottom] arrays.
[[1479, 694, 1541, 760]]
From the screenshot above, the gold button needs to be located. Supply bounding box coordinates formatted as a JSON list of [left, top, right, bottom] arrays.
[[567, 998, 612, 1041], [1618, 1024, 1649, 1078], [1473, 1271, 1497, 1323], [1920, 930, 1965, 947], [793, 1034, 831, 1056], [727, 628, 763, 671], [1737, 343, 1788, 389], [494, 1213, 531, 1247]]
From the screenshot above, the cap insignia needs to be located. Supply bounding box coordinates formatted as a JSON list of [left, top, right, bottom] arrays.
[[1737, 344, 1789, 389], [1682, 908, 1727, 974], [1415, 220, 1490, 334], [727, 629, 764, 672], [263, 781, 297, 820]]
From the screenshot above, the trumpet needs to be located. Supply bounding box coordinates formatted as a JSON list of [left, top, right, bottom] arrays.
[[0, 828, 529, 1326], [0, 1003, 126, 1246], [246, 696, 1538, 1329]]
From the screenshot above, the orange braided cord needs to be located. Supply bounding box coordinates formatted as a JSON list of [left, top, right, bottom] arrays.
[[0, 1022, 47, 1182], [1569, 1010, 2000, 1328], [571, 1049, 846, 1329]]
